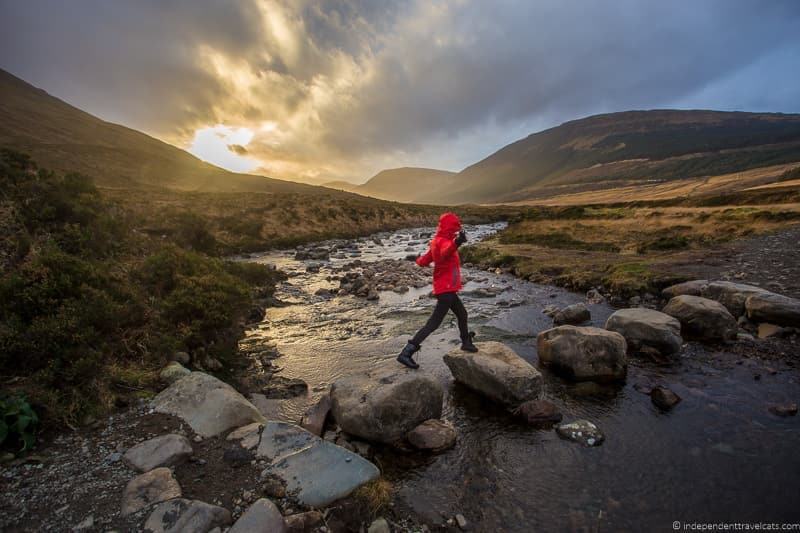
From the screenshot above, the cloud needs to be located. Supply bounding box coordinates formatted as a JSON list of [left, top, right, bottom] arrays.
[[1, 0, 798, 183]]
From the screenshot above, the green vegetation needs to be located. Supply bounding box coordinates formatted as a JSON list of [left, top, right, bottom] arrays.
[[0, 394, 39, 453]]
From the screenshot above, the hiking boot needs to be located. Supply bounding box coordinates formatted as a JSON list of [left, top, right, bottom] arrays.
[[397, 341, 420, 369], [461, 331, 478, 353]]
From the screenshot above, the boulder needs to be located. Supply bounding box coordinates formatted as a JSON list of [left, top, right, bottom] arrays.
[[651, 386, 681, 410], [444, 342, 542, 405], [229, 499, 287, 533], [331, 366, 443, 443], [300, 393, 331, 436], [553, 303, 591, 326], [604, 308, 682, 356], [406, 419, 457, 452], [661, 280, 708, 299], [512, 399, 562, 426], [123, 434, 193, 472], [536, 326, 627, 382], [701, 281, 769, 317], [152, 372, 265, 437], [121, 467, 182, 516], [746, 292, 800, 327], [159, 362, 191, 384], [556, 420, 604, 446], [143, 498, 231, 533], [662, 295, 737, 341]]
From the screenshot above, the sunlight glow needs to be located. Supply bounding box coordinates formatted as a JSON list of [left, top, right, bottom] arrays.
[[188, 125, 260, 173]]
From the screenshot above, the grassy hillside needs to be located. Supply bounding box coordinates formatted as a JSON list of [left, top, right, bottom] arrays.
[[325, 167, 458, 203], [0, 68, 321, 193], [441, 110, 800, 204]]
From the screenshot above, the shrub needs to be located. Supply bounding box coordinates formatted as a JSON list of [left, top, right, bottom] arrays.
[[0, 395, 39, 452]]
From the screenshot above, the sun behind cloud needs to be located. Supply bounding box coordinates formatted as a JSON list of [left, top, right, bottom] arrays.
[[188, 124, 260, 173]]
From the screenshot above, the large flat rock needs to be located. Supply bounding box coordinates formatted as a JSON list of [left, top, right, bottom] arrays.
[[701, 281, 770, 318], [537, 326, 627, 382], [152, 372, 265, 438], [143, 498, 231, 533], [331, 365, 443, 444], [123, 434, 193, 473], [605, 308, 682, 356], [662, 295, 737, 341], [443, 341, 542, 405], [746, 292, 800, 327]]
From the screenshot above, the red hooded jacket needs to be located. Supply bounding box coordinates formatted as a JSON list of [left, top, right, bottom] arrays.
[[417, 212, 462, 295]]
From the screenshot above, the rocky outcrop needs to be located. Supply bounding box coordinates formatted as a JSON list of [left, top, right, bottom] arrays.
[[331, 366, 443, 443], [121, 467, 181, 516], [443, 342, 543, 405], [152, 372, 265, 437], [553, 303, 591, 326], [536, 326, 627, 382], [406, 419, 457, 452], [604, 308, 682, 356], [746, 292, 800, 327], [143, 498, 231, 533], [661, 280, 708, 299], [701, 281, 769, 318], [556, 420, 604, 446], [662, 295, 738, 341], [229, 499, 287, 533], [123, 434, 193, 472]]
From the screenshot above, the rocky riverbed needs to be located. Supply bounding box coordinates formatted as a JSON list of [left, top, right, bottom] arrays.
[[2, 222, 799, 532]]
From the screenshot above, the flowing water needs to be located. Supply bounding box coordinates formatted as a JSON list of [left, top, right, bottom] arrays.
[[242, 223, 800, 532]]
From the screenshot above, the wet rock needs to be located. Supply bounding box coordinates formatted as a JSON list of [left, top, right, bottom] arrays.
[[537, 326, 627, 382], [285, 511, 323, 532], [701, 281, 769, 318], [444, 342, 543, 405], [556, 420, 604, 446], [331, 366, 444, 444], [406, 419, 457, 452], [159, 362, 191, 384], [768, 403, 798, 417], [605, 308, 682, 356], [226, 422, 263, 450], [662, 295, 738, 341], [123, 434, 193, 472], [229, 498, 287, 533], [513, 399, 562, 426], [262, 375, 308, 399], [368, 517, 391, 533], [300, 393, 332, 436], [746, 292, 800, 327], [121, 467, 182, 516], [262, 426, 380, 507], [650, 387, 682, 410], [143, 498, 231, 533], [661, 280, 709, 299], [553, 303, 591, 326], [153, 371, 265, 437]]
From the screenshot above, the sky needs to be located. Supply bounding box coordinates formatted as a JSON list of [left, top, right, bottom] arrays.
[[1, 1, 799, 185]]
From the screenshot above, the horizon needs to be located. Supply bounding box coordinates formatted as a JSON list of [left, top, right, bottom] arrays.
[[1, 1, 799, 185]]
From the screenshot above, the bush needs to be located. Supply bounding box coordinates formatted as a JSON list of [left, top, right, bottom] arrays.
[[0, 395, 39, 452]]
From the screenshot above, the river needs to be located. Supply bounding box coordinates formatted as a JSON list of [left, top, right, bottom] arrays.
[[241, 223, 800, 532]]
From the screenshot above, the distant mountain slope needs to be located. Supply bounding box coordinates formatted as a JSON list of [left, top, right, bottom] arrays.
[[325, 167, 457, 203], [0, 68, 315, 193], [440, 110, 800, 204]]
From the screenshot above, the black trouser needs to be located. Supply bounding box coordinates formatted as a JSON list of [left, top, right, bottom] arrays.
[[411, 292, 469, 346]]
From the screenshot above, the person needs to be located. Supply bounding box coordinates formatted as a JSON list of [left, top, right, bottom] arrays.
[[397, 212, 478, 369]]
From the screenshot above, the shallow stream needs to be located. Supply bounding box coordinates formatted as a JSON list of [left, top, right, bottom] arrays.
[[242, 223, 800, 532]]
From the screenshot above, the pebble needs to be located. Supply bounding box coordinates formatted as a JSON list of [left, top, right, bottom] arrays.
[[456, 514, 469, 530]]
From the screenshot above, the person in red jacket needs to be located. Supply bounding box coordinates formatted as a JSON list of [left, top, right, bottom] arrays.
[[397, 212, 478, 369]]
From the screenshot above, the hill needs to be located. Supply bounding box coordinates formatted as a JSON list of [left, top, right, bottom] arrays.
[[325, 167, 458, 203], [437, 110, 800, 204], [0, 68, 317, 193]]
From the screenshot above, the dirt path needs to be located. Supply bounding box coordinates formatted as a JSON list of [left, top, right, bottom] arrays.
[[667, 224, 800, 298]]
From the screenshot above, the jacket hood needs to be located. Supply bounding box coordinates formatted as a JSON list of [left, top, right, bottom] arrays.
[[436, 212, 462, 239]]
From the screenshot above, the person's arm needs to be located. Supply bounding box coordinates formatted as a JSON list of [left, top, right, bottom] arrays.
[[416, 249, 433, 267]]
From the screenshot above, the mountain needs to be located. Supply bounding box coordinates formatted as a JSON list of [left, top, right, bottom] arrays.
[[0, 68, 315, 193], [439, 110, 800, 204], [325, 167, 457, 203]]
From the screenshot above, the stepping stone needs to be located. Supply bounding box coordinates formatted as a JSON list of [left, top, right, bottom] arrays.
[[123, 434, 193, 472], [121, 467, 181, 516]]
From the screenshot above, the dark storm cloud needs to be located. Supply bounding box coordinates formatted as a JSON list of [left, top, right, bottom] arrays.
[[1, 0, 798, 182]]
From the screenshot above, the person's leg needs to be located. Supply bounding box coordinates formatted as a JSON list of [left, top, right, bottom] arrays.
[[410, 294, 453, 346], [450, 294, 478, 352]]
